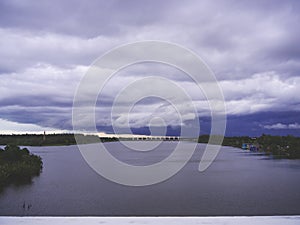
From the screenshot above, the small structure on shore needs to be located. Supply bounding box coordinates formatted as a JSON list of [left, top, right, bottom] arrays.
[[242, 143, 259, 151]]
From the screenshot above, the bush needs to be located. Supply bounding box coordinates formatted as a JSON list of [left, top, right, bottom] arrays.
[[0, 145, 43, 191]]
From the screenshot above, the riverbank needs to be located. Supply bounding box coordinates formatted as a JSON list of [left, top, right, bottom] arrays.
[[198, 134, 300, 159], [0, 134, 118, 146]]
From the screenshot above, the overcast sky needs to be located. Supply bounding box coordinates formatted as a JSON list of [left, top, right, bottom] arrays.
[[0, 0, 299, 136]]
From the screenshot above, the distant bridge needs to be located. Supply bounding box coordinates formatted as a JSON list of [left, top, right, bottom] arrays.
[[97, 133, 182, 141]]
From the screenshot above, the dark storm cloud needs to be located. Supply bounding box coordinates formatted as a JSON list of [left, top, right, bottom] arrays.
[[225, 111, 300, 136], [0, 95, 72, 108], [0, 106, 72, 130], [1, 0, 300, 77], [0, 0, 299, 135], [0, 0, 169, 37], [181, 0, 300, 79]]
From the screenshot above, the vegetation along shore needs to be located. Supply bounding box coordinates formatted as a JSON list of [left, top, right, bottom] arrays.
[[198, 134, 300, 159], [0, 133, 118, 146], [0, 145, 43, 192]]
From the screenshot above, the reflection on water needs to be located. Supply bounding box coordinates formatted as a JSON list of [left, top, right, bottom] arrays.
[[0, 142, 299, 216]]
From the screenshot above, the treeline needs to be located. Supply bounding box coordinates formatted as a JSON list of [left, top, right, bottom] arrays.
[[0, 134, 118, 146], [198, 135, 254, 147], [257, 134, 300, 159], [0, 145, 43, 191], [198, 134, 300, 159]]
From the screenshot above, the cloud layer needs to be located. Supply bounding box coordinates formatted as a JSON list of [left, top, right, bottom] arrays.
[[0, 0, 299, 135]]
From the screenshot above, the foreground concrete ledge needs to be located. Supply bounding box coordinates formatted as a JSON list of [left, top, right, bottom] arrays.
[[0, 216, 299, 225]]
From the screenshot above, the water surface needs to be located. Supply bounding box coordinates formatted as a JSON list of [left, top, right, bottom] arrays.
[[0, 141, 299, 216]]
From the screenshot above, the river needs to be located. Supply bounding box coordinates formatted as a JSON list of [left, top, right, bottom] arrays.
[[0, 141, 299, 216]]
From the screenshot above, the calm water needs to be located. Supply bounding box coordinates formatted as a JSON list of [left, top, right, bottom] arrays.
[[0, 141, 299, 216]]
